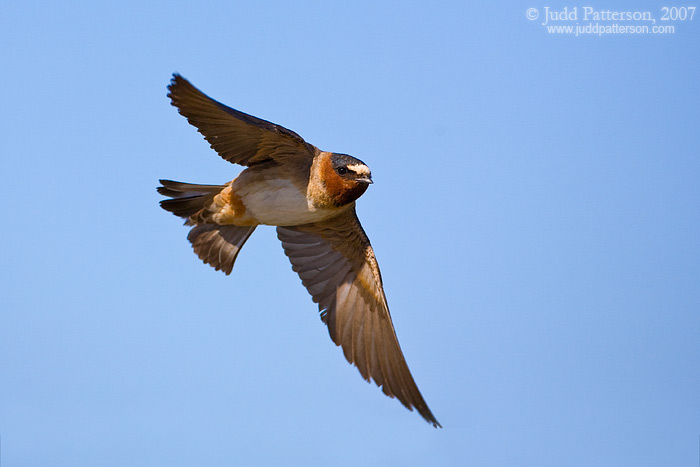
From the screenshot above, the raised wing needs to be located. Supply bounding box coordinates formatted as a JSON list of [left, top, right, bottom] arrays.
[[168, 74, 317, 167], [277, 210, 440, 427]]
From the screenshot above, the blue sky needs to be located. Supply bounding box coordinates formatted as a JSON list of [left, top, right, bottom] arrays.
[[1, 1, 698, 465]]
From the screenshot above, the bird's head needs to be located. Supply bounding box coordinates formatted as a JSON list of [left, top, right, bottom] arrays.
[[331, 153, 373, 184], [317, 152, 373, 207]]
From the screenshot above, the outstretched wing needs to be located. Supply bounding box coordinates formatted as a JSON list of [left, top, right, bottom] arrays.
[[187, 224, 257, 275], [168, 74, 317, 167], [277, 209, 440, 427]]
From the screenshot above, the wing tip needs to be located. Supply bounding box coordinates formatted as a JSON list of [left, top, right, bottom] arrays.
[[422, 410, 442, 429], [402, 397, 442, 428], [167, 73, 199, 108], [343, 345, 442, 428], [169, 72, 185, 90]]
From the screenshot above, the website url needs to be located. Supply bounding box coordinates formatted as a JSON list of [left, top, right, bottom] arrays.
[[546, 23, 676, 36]]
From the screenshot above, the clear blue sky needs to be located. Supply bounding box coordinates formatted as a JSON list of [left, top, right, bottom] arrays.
[[1, 1, 698, 466]]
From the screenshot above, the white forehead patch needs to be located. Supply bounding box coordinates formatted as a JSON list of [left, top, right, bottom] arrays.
[[347, 163, 371, 176]]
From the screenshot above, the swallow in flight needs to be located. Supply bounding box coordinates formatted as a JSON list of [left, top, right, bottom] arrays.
[[158, 74, 440, 427]]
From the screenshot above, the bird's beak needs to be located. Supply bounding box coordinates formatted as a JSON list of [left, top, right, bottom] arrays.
[[357, 175, 373, 184]]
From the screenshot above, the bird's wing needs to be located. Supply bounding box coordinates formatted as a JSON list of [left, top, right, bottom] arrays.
[[168, 74, 317, 167], [187, 224, 257, 275], [277, 209, 440, 427]]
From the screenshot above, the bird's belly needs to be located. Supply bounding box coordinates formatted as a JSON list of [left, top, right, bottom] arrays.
[[236, 178, 337, 226]]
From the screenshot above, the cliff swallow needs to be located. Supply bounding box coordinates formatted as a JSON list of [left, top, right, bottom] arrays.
[[158, 74, 440, 428]]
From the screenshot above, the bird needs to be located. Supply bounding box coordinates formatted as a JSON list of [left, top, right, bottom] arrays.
[[157, 74, 440, 428]]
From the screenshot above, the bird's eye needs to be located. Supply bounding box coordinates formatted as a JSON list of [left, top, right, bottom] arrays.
[[336, 166, 348, 175]]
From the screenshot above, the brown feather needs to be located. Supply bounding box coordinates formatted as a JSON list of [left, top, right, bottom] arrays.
[[187, 224, 256, 275], [158, 180, 224, 222], [277, 210, 441, 428], [167, 74, 317, 168]]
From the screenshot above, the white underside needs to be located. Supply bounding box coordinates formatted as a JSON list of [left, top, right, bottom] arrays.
[[235, 178, 339, 226]]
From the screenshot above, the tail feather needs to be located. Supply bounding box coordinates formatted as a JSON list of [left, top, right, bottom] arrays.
[[158, 179, 224, 221], [158, 179, 256, 274]]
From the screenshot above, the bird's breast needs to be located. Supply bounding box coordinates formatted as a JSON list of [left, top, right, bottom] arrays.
[[234, 175, 343, 226]]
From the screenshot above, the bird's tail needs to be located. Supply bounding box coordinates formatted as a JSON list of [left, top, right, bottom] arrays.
[[157, 179, 256, 275], [157, 179, 224, 224]]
